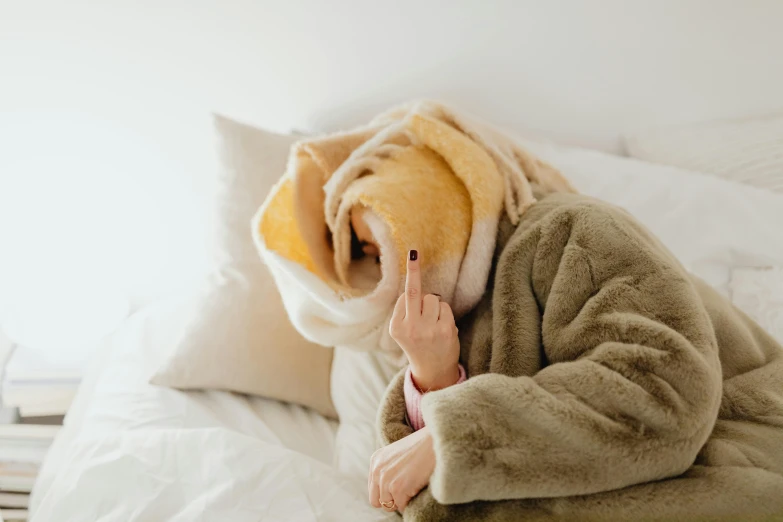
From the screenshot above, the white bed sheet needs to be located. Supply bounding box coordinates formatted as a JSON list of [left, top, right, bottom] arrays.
[[30, 299, 393, 522]]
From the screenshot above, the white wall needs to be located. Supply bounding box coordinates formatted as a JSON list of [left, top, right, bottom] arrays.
[[1, 0, 782, 351], [4, 1, 783, 149]]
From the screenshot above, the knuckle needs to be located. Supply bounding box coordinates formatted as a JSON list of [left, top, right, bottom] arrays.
[[394, 322, 414, 341], [407, 287, 418, 299], [389, 322, 401, 339], [388, 479, 400, 496]]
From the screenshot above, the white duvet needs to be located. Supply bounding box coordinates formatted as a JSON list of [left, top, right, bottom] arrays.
[[30, 299, 395, 522], [31, 146, 783, 522]]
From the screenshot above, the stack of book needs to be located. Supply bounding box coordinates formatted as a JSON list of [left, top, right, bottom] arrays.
[[0, 329, 13, 424], [2, 346, 80, 420], [0, 424, 60, 521]]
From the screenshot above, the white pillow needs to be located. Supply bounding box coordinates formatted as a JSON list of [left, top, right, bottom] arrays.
[[524, 140, 783, 274], [622, 115, 783, 193], [330, 347, 402, 485], [151, 116, 336, 418]]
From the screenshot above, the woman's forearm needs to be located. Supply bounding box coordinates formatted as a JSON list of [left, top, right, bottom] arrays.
[[421, 339, 720, 505]]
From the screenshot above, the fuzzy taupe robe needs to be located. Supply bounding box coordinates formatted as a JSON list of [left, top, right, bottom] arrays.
[[378, 193, 783, 521]]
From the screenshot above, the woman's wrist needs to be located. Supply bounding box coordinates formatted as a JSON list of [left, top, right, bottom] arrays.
[[410, 364, 461, 392]]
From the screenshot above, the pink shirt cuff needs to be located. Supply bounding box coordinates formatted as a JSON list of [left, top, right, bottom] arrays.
[[404, 364, 466, 431]]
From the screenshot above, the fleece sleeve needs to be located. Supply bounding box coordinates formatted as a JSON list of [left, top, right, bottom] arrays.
[[421, 200, 724, 505]]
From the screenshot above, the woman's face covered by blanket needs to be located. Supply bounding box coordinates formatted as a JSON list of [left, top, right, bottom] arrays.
[[342, 144, 473, 305], [253, 101, 574, 360]]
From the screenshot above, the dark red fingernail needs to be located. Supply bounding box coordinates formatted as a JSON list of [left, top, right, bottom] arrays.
[[409, 250, 418, 261]]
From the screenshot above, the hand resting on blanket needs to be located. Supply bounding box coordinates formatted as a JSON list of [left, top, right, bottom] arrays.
[[369, 425, 435, 513], [368, 250, 463, 513]]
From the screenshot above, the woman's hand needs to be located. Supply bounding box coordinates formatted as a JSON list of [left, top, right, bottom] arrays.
[[369, 426, 435, 512], [390, 250, 461, 391]]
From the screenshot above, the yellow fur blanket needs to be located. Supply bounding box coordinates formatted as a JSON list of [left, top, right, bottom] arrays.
[[253, 101, 572, 357]]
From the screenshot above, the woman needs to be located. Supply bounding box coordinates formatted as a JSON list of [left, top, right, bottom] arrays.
[[366, 192, 783, 521], [253, 100, 783, 521]]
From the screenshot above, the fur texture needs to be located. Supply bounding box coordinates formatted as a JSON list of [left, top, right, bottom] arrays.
[[378, 192, 783, 521]]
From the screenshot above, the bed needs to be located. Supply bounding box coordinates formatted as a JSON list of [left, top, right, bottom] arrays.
[[15, 3, 783, 520], [30, 295, 395, 522], [29, 139, 783, 521]]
